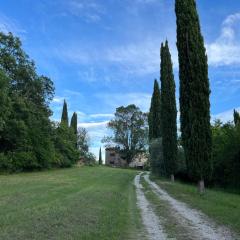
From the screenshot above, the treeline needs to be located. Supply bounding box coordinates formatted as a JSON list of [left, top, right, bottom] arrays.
[[149, 0, 240, 191], [0, 32, 80, 172]]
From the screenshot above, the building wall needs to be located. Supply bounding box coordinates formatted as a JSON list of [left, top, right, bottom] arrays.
[[105, 148, 126, 167]]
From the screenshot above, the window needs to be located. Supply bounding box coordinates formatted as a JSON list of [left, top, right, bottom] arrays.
[[110, 153, 115, 157]]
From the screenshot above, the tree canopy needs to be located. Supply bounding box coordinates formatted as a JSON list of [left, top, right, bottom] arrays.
[[104, 104, 148, 163], [0, 32, 79, 172]]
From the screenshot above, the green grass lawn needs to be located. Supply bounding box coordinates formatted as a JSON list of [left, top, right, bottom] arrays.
[[151, 176, 240, 235], [0, 166, 144, 240]]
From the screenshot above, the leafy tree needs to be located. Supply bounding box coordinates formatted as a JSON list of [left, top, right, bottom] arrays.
[[0, 32, 80, 172], [53, 123, 79, 168], [0, 70, 11, 133], [104, 104, 148, 163], [148, 79, 162, 140], [160, 41, 178, 181], [212, 119, 240, 189], [0, 32, 55, 171], [84, 152, 96, 166], [77, 127, 90, 155], [61, 100, 69, 127], [176, 0, 212, 193], [99, 147, 103, 165]]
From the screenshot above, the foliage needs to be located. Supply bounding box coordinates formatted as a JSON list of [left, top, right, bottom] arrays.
[[175, 0, 212, 182], [104, 104, 148, 163], [61, 100, 69, 127], [53, 122, 79, 168], [70, 112, 78, 135], [149, 138, 165, 176], [83, 152, 96, 166], [76, 127, 96, 165], [211, 119, 240, 189], [160, 41, 178, 178], [0, 32, 56, 172], [233, 109, 240, 126], [148, 80, 162, 140], [77, 127, 90, 155], [0, 32, 79, 172], [70, 112, 78, 148]]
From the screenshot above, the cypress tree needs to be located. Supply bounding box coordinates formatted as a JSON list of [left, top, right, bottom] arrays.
[[61, 100, 69, 126], [176, 0, 212, 193], [70, 112, 78, 135], [233, 109, 240, 126], [70, 112, 78, 149], [148, 79, 162, 141], [160, 41, 178, 182], [99, 147, 102, 165]]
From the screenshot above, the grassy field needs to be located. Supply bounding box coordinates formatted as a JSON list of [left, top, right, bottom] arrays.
[[151, 175, 240, 235], [0, 166, 144, 240]]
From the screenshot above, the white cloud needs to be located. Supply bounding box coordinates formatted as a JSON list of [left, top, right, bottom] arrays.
[[65, 0, 105, 23], [78, 121, 109, 129], [52, 96, 64, 103], [97, 92, 152, 112], [207, 12, 240, 66], [0, 14, 26, 35], [135, 0, 158, 3], [212, 107, 240, 123], [89, 113, 114, 118], [78, 120, 110, 159]]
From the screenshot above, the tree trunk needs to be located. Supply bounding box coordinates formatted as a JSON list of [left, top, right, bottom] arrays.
[[171, 174, 175, 182], [198, 179, 205, 194]]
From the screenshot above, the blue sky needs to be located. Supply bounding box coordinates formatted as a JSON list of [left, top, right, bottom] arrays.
[[1, 0, 240, 158]]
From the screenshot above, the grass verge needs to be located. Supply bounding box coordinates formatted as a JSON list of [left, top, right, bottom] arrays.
[[151, 175, 240, 235]]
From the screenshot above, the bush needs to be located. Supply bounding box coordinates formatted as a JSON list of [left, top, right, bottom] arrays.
[[53, 124, 79, 168], [82, 152, 96, 166], [212, 121, 240, 189], [149, 138, 166, 176]]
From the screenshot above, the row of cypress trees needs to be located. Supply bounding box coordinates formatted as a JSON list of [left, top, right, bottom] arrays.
[[61, 99, 78, 135], [149, 41, 178, 181], [149, 0, 212, 193]]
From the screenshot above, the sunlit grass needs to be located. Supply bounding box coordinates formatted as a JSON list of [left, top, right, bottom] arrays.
[[0, 166, 143, 240]]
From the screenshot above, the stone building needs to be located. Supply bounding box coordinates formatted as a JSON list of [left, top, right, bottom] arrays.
[[129, 153, 148, 169], [105, 148, 127, 167], [105, 148, 148, 169]]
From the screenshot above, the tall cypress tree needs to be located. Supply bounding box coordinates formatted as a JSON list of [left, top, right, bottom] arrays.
[[70, 112, 78, 135], [176, 0, 212, 193], [99, 147, 102, 165], [160, 41, 178, 181], [70, 112, 78, 149], [61, 100, 69, 126], [148, 79, 162, 141], [233, 109, 240, 126]]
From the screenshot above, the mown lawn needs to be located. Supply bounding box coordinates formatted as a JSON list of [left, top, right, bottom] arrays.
[[151, 176, 240, 235], [0, 166, 143, 240]]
